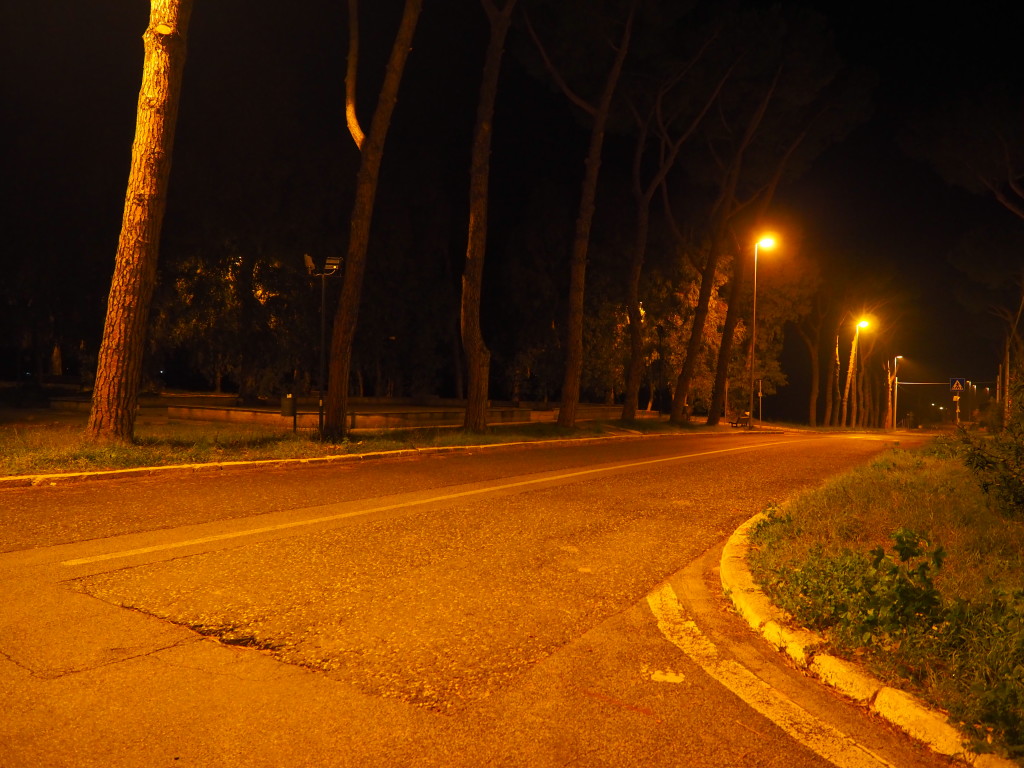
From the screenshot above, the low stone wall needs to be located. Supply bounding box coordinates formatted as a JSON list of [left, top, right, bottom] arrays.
[[167, 405, 546, 430], [51, 397, 658, 430]]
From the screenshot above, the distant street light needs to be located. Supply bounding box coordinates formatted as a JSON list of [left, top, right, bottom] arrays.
[[305, 253, 342, 438], [748, 235, 777, 429]]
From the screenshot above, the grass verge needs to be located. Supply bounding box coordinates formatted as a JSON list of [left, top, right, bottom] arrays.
[[747, 440, 1024, 763]]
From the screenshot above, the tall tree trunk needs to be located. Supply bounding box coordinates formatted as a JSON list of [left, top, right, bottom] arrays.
[[86, 0, 193, 443], [554, 7, 634, 428], [706, 251, 747, 426], [861, 374, 868, 427], [670, 238, 722, 424], [840, 330, 857, 427], [870, 370, 882, 427], [822, 343, 835, 427], [620, 59, 725, 422], [462, 0, 517, 433], [828, 333, 841, 426], [798, 325, 821, 427], [884, 361, 894, 429], [849, 354, 860, 427], [706, 136, 807, 426], [808, 346, 821, 427], [865, 368, 877, 427], [671, 73, 782, 425], [1003, 337, 1012, 424], [620, 111, 655, 422], [451, 320, 465, 401], [324, 0, 422, 439]]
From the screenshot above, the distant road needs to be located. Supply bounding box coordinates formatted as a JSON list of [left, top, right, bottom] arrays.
[[1, 432, 949, 767]]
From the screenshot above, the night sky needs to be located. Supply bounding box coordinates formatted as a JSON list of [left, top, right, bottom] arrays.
[[772, 0, 1024, 419], [3, 1, 1022, 421]]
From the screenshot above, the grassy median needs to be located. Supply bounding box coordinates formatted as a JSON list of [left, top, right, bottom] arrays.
[[0, 415, 704, 477], [747, 438, 1024, 763]]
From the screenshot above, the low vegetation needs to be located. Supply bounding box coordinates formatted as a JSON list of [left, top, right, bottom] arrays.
[[0, 414, 693, 477], [748, 437, 1024, 762]]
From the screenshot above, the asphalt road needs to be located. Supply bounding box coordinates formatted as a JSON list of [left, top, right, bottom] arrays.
[[0, 431, 954, 767]]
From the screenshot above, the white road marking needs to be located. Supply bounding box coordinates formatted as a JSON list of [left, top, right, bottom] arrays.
[[646, 582, 897, 768], [641, 663, 686, 683], [62, 438, 811, 567]]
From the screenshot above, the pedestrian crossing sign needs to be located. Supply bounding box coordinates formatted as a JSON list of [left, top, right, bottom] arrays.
[[950, 378, 965, 392]]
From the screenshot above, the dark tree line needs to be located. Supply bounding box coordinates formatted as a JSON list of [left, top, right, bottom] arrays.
[[10, 0, 972, 441]]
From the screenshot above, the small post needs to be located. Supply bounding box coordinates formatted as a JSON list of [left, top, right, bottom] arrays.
[[305, 253, 341, 440]]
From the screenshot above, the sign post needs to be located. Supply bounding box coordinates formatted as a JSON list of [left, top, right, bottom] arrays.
[[950, 379, 965, 426]]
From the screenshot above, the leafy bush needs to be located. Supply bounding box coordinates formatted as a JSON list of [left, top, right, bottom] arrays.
[[960, 423, 1024, 517], [752, 522, 1024, 760], [758, 529, 945, 652]]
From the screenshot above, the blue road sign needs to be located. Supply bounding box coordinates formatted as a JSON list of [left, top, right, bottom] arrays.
[[950, 378, 966, 392]]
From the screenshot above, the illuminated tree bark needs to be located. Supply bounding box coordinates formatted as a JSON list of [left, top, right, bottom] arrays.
[[323, 0, 422, 439], [707, 242, 748, 423], [668, 244, 716, 423], [462, 0, 517, 433], [839, 326, 859, 427], [883, 361, 894, 429], [86, 0, 193, 443]]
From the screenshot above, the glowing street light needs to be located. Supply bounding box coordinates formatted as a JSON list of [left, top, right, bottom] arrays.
[[748, 235, 777, 429]]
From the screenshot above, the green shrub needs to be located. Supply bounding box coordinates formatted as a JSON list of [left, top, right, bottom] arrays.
[[752, 520, 1024, 760], [757, 529, 944, 654], [959, 382, 1024, 518], [960, 423, 1024, 517]]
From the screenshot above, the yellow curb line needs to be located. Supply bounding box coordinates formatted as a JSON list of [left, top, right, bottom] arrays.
[[0, 432, 687, 490], [720, 512, 1015, 768]]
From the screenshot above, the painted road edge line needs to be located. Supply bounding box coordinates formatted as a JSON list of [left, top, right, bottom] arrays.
[[1, 431, 748, 489], [646, 582, 897, 768], [720, 513, 1015, 768], [61, 438, 813, 567]]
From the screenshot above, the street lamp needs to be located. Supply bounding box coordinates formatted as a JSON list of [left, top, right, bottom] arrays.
[[305, 253, 342, 438], [748, 235, 777, 429]]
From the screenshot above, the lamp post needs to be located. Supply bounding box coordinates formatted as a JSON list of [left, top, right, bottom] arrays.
[[748, 235, 776, 429], [891, 355, 902, 429], [305, 253, 341, 438]]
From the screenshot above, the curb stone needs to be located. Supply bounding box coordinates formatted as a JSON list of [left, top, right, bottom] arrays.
[[721, 512, 1016, 768], [0, 432, 695, 490]]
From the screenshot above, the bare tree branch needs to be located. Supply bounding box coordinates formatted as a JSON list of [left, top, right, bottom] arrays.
[[345, 0, 365, 149], [524, 12, 597, 117], [979, 172, 1024, 220]]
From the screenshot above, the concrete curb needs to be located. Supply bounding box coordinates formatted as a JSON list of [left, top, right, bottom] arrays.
[[0, 432, 679, 490], [720, 512, 1016, 768]]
